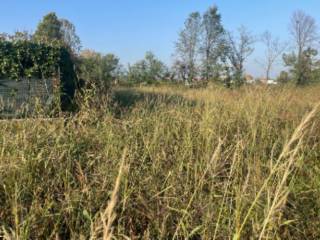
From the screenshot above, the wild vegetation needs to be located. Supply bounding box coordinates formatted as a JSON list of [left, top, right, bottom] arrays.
[[0, 85, 320, 239], [1, 3, 320, 240], [2, 7, 320, 89]]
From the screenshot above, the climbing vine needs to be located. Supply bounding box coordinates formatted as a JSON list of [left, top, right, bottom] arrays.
[[0, 39, 77, 110], [0, 40, 62, 79]]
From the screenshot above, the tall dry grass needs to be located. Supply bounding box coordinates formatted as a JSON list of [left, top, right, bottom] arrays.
[[0, 84, 320, 239]]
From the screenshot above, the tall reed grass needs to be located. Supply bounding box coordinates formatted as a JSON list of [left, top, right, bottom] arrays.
[[0, 85, 320, 239]]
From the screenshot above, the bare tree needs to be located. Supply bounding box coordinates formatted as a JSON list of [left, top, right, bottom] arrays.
[[290, 10, 317, 57], [175, 12, 202, 83], [60, 19, 81, 54], [289, 10, 318, 84], [0, 31, 32, 41], [259, 31, 287, 80], [227, 26, 255, 85]]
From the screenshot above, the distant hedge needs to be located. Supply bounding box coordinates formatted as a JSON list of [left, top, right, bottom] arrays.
[[0, 40, 77, 110]]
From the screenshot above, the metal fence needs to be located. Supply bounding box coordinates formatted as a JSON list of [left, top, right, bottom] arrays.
[[0, 78, 54, 117]]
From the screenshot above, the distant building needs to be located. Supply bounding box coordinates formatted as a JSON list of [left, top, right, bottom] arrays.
[[259, 77, 278, 85], [244, 74, 278, 85], [245, 74, 255, 84], [266, 79, 278, 85]]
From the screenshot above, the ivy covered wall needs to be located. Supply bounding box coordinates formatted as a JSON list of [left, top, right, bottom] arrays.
[[0, 40, 77, 111]]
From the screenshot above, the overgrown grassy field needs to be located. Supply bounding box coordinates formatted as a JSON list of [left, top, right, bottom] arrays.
[[1, 85, 320, 239]]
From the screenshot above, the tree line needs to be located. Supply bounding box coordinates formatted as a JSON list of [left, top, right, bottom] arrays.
[[1, 6, 320, 89], [174, 6, 320, 86]]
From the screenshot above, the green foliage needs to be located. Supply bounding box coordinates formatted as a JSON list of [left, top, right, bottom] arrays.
[[174, 5, 254, 87], [310, 66, 320, 83], [175, 12, 202, 83], [33, 12, 81, 54], [201, 6, 225, 81], [33, 12, 63, 43], [0, 86, 320, 239], [283, 48, 319, 85], [226, 27, 255, 86], [0, 39, 77, 111], [59, 47, 78, 111], [277, 71, 291, 84], [127, 51, 168, 84], [0, 40, 61, 79], [79, 50, 120, 91]]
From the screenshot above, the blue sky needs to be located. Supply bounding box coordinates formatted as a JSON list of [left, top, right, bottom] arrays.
[[1, 1, 320, 77]]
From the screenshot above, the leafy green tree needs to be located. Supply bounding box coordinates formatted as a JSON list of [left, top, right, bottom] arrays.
[[200, 6, 225, 82], [33, 12, 63, 43], [172, 60, 188, 83], [226, 26, 255, 86], [127, 51, 168, 84], [310, 65, 320, 84], [288, 10, 318, 85], [34, 12, 81, 54], [80, 49, 120, 91], [276, 71, 291, 84], [175, 12, 202, 83], [283, 48, 318, 85]]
